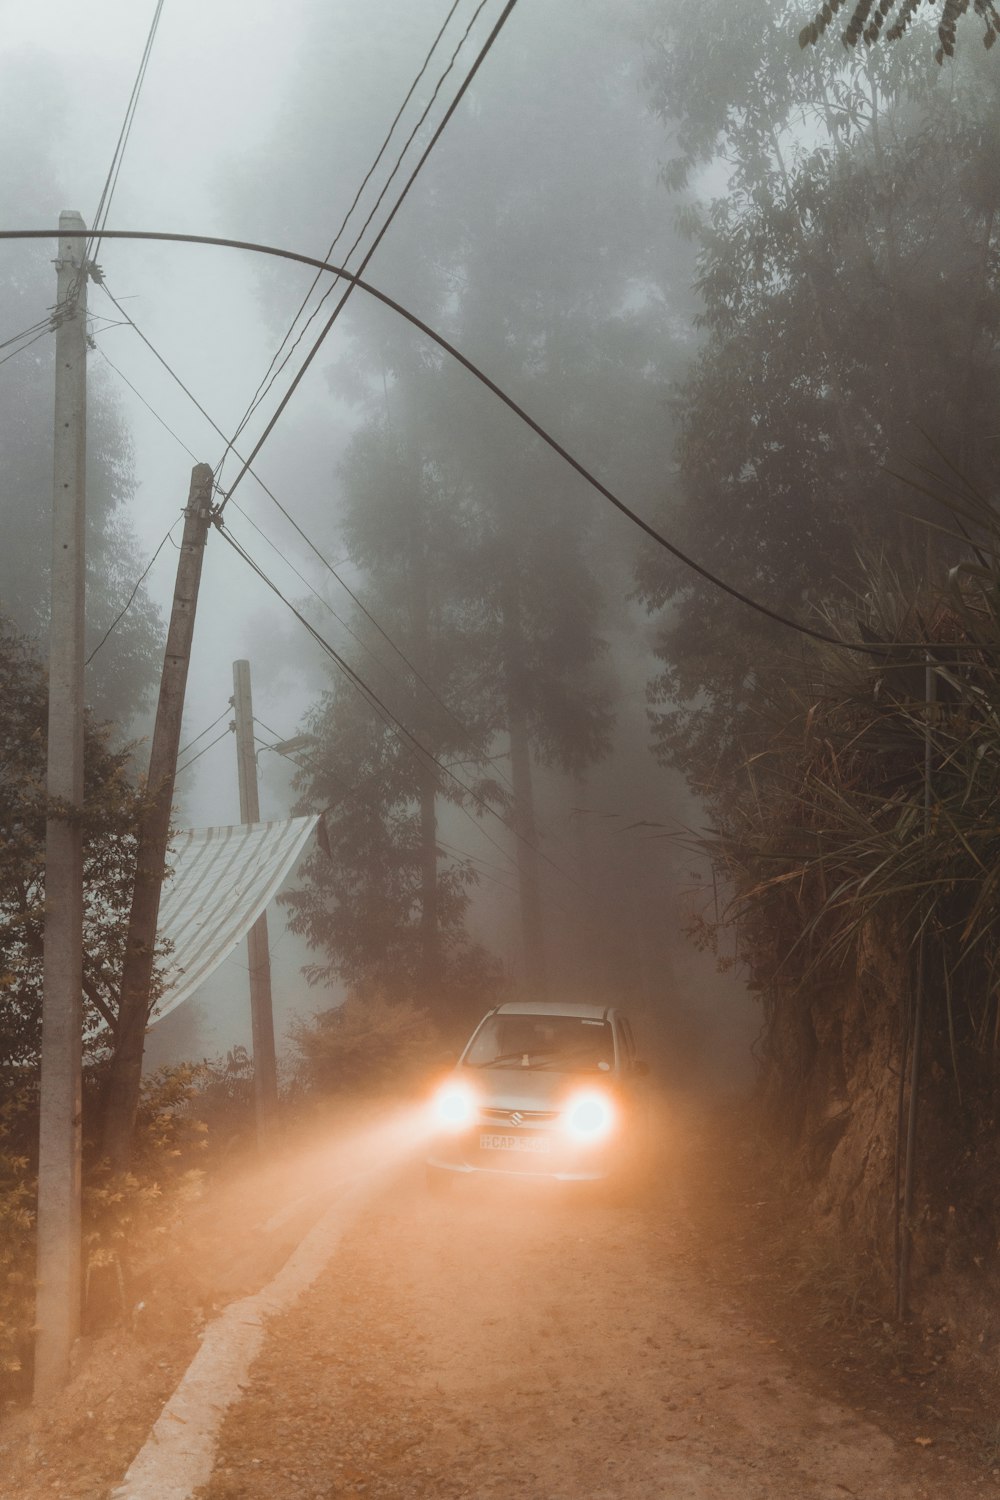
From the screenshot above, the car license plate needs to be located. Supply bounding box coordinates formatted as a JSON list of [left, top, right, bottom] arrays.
[[479, 1132, 550, 1153]]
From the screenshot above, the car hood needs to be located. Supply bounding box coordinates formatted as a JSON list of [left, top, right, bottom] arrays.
[[457, 1065, 610, 1112]]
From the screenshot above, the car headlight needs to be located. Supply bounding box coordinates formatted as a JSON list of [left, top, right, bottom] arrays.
[[563, 1091, 616, 1143], [432, 1080, 477, 1132]]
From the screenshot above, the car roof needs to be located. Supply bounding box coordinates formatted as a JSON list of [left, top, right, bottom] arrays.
[[493, 1001, 614, 1020]]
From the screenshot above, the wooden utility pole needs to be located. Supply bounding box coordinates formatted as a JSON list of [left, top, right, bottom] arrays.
[[34, 211, 88, 1400], [232, 659, 279, 1140], [102, 464, 214, 1173]]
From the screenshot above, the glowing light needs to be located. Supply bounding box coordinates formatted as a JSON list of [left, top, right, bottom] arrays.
[[563, 1091, 616, 1143], [432, 1080, 477, 1132]]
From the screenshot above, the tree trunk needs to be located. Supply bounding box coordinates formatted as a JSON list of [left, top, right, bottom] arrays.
[[408, 507, 441, 995], [499, 567, 547, 997]]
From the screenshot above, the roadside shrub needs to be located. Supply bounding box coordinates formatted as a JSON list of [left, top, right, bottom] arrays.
[[81, 1065, 207, 1328], [187, 1046, 258, 1156], [0, 1087, 36, 1377], [289, 992, 441, 1096]]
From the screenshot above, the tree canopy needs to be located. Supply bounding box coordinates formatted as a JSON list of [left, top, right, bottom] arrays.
[[0, 616, 145, 1072], [636, 0, 1000, 791], [798, 0, 999, 59], [243, 0, 693, 1002]]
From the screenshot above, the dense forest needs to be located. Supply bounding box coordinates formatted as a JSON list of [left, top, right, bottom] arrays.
[[2, 0, 999, 1384]]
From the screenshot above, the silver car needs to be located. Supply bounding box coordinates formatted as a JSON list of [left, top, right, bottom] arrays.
[[426, 1001, 649, 1189]]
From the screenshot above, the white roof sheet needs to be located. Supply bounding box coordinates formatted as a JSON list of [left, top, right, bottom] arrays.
[[150, 816, 318, 1023]]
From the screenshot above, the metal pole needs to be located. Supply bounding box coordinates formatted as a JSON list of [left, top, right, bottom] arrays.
[[232, 660, 278, 1141], [102, 465, 214, 1172], [35, 211, 88, 1400]]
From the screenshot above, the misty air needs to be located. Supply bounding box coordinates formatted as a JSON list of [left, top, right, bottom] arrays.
[[1, 1, 999, 1496]]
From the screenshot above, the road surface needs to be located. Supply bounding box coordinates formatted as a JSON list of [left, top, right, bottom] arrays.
[[189, 1158, 945, 1499]]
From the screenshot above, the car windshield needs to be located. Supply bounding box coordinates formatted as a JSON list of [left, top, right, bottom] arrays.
[[463, 1014, 614, 1072]]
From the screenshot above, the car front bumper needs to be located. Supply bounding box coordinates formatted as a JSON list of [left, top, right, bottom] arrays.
[[427, 1123, 619, 1182]]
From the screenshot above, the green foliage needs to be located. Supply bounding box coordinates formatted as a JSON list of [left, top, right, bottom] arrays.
[[798, 0, 999, 58], [82, 1065, 207, 1279], [242, 0, 696, 1003], [0, 616, 148, 1067], [0, 1088, 36, 1376], [280, 424, 509, 1026], [187, 1046, 258, 1154], [702, 482, 1000, 1096], [0, 1066, 208, 1386], [638, 2, 1000, 784], [288, 992, 443, 1096]]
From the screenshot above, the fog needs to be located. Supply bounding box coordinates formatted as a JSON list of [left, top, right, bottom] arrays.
[[1, 0, 774, 1078]]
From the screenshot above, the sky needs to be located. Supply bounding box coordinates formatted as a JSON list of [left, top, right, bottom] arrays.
[[3, 0, 364, 1058], [0, 0, 755, 1073]]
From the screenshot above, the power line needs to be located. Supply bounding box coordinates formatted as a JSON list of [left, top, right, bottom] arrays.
[[179, 707, 231, 759], [223, 501, 522, 807], [0, 312, 55, 353], [227, 502, 389, 671], [97, 281, 233, 459], [251, 706, 527, 889], [217, 519, 472, 788], [0, 322, 56, 369], [87, 0, 165, 266], [214, 518, 585, 892], [175, 726, 231, 778], [218, 0, 520, 510], [96, 343, 202, 462], [256, 714, 526, 898], [94, 275, 524, 805], [85, 522, 176, 665], [91, 278, 531, 826], [221, 0, 467, 474], [0, 227, 870, 653]]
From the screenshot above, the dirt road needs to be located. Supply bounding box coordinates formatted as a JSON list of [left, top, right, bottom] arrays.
[[3, 1101, 992, 1499], [190, 1161, 957, 1500]]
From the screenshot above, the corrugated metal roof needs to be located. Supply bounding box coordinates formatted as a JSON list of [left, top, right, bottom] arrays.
[[150, 815, 318, 1023]]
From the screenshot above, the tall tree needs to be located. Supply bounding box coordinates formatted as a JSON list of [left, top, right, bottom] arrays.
[[0, 617, 144, 1073], [635, 1, 1000, 790], [238, 0, 693, 995], [283, 417, 506, 1031]]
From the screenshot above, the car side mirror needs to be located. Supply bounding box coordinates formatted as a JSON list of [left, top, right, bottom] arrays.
[[632, 1060, 650, 1077]]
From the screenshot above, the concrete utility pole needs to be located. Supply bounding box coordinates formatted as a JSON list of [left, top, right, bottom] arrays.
[[102, 464, 214, 1174], [35, 211, 88, 1400], [232, 659, 279, 1141]]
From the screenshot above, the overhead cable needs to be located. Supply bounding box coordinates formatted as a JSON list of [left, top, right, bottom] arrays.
[[217, 0, 520, 509], [0, 321, 57, 369], [215, 518, 585, 891], [179, 707, 231, 759], [97, 343, 202, 462], [2, 227, 876, 653], [97, 279, 523, 796], [91, 288, 529, 822], [175, 726, 231, 778], [222, 0, 467, 471], [85, 521, 177, 664], [0, 312, 55, 353], [87, 0, 166, 267]]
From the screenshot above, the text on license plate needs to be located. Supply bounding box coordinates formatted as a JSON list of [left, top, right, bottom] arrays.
[[479, 1132, 551, 1153]]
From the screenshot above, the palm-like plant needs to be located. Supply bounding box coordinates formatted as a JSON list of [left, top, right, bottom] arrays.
[[700, 472, 1000, 1301]]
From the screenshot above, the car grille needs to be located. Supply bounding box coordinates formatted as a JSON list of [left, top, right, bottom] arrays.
[[478, 1107, 560, 1125]]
